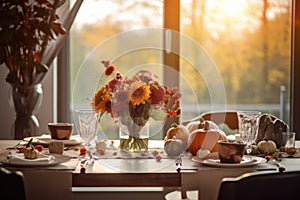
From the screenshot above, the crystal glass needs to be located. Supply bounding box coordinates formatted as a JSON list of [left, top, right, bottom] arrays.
[[237, 111, 261, 155], [74, 109, 100, 152]]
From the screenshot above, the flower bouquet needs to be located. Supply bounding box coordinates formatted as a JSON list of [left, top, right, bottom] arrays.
[[92, 60, 182, 152]]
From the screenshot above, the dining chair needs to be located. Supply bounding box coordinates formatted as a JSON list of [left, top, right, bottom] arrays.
[[218, 171, 300, 200], [0, 167, 27, 200]]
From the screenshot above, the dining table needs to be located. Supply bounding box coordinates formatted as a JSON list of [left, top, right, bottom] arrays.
[[0, 137, 299, 200]]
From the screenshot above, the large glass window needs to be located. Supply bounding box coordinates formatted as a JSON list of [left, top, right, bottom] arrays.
[[180, 0, 291, 122], [69, 0, 292, 139]]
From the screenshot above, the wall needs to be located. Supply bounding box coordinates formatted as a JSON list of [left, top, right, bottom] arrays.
[[0, 64, 53, 139]]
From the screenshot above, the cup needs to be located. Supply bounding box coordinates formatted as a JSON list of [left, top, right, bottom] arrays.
[[74, 109, 100, 151], [48, 122, 74, 140], [282, 132, 296, 148], [218, 140, 246, 163], [237, 111, 261, 154]]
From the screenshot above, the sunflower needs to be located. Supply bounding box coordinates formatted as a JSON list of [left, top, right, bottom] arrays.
[[92, 86, 112, 114], [129, 82, 151, 106]]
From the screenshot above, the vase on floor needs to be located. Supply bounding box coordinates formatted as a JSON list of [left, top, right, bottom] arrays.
[[9, 83, 43, 139]]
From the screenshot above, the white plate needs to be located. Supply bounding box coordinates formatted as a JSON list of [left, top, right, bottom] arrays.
[[192, 155, 266, 168], [0, 152, 71, 167], [24, 134, 82, 147]]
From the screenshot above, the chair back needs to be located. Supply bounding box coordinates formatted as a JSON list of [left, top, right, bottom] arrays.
[[218, 171, 300, 200], [0, 167, 26, 200], [200, 111, 238, 130], [182, 111, 238, 130]]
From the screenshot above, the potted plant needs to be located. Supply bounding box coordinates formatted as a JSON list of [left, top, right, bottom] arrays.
[[0, 0, 82, 139]]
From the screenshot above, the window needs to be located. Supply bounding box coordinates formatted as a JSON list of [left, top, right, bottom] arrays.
[[61, 0, 297, 139]]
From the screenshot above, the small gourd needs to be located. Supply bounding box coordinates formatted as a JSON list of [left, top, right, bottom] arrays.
[[257, 139, 277, 155], [24, 145, 39, 159], [164, 136, 186, 156], [165, 123, 189, 146]]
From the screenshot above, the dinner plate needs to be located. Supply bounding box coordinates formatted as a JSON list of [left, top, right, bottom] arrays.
[[23, 134, 82, 147], [191, 155, 266, 168], [0, 152, 71, 167]]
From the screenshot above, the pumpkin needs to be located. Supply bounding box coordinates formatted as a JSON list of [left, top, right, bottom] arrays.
[[24, 145, 39, 159], [165, 123, 189, 145], [186, 117, 219, 133], [188, 121, 227, 155], [257, 139, 277, 155], [164, 136, 186, 156]]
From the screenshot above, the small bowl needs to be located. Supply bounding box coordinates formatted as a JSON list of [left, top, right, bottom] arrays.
[[218, 140, 246, 163], [48, 123, 74, 140]]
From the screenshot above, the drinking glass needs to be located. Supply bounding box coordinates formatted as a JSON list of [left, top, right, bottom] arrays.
[[282, 132, 296, 148], [74, 109, 100, 152], [237, 111, 261, 155]]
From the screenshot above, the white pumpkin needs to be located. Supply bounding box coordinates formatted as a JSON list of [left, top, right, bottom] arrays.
[[164, 136, 186, 156], [257, 140, 277, 155]]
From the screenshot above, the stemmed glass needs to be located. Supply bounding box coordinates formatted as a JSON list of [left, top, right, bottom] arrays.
[[237, 111, 261, 155], [74, 109, 100, 157]]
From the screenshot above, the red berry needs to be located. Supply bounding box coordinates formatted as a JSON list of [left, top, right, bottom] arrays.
[[99, 149, 105, 155], [265, 155, 271, 161], [80, 147, 87, 155], [155, 155, 162, 162], [35, 145, 44, 152], [17, 146, 27, 153]]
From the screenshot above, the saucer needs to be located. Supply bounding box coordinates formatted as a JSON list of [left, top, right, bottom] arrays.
[[24, 134, 82, 147], [192, 155, 266, 168]]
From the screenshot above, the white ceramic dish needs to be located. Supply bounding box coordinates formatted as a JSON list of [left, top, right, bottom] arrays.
[[0, 152, 71, 167], [192, 155, 266, 168]]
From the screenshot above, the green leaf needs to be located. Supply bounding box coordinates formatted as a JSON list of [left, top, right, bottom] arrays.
[[51, 22, 66, 35], [0, 29, 15, 44], [0, 47, 6, 64], [35, 62, 48, 73], [151, 109, 166, 121], [5, 71, 16, 85]]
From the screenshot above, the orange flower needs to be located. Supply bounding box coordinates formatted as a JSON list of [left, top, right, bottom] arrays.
[[104, 65, 115, 76]]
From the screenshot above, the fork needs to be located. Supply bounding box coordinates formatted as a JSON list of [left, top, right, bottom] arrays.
[[6, 140, 28, 150], [267, 159, 286, 172]]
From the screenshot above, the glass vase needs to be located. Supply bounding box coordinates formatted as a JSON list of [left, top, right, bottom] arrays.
[[9, 84, 43, 139], [118, 116, 150, 152]]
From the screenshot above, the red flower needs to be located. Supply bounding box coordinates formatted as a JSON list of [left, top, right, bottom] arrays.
[[175, 108, 181, 117], [150, 82, 166, 105], [115, 72, 122, 80], [108, 79, 119, 91], [104, 65, 115, 76]]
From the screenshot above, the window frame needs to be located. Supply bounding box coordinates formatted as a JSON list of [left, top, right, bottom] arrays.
[[56, 0, 300, 139], [291, 0, 300, 139]]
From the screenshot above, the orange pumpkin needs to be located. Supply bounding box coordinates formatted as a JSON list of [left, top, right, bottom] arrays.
[[188, 121, 227, 155], [186, 117, 219, 133]]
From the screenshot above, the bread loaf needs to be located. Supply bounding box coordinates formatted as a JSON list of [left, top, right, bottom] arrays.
[[255, 113, 288, 148]]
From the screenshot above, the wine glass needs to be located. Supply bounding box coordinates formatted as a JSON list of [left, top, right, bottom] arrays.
[[237, 111, 261, 155], [74, 109, 100, 154]]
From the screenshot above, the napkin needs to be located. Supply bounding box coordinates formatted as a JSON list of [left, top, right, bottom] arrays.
[[7, 153, 55, 165]]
